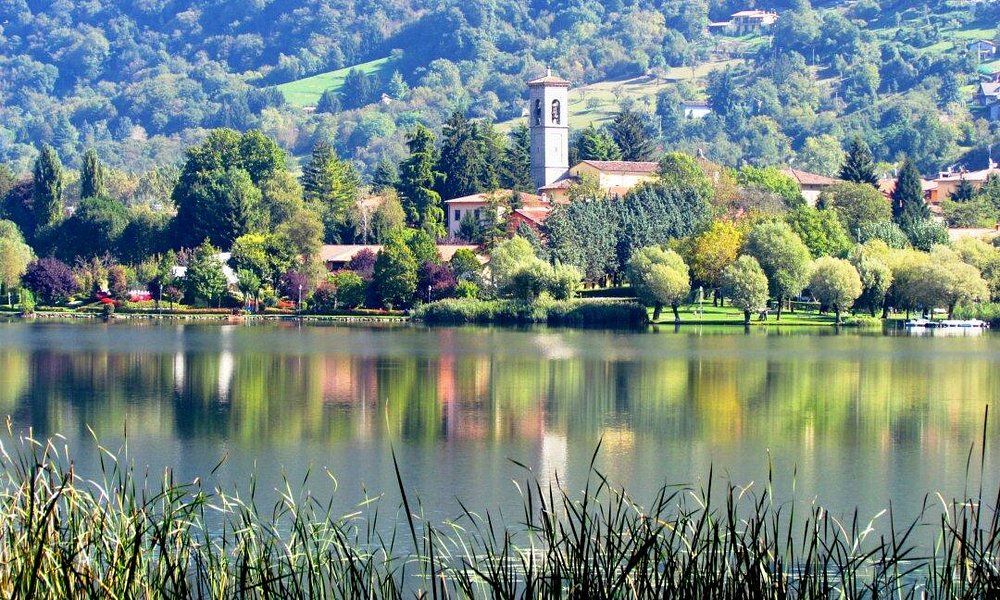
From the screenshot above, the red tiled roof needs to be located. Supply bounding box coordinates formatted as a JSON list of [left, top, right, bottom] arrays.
[[538, 177, 577, 190], [780, 168, 839, 186], [578, 160, 660, 174], [443, 190, 541, 204]]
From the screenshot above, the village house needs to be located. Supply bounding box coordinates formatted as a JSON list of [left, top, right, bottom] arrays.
[[975, 81, 1000, 107], [681, 100, 711, 119], [779, 168, 840, 207], [729, 10, 778, 35], [444, 190, 543, 238], [968, 39, 998, 61], [538, 160, 661, 204]]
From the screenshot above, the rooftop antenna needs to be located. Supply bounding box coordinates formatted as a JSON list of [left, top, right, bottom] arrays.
[[546, 66, 551, 77]]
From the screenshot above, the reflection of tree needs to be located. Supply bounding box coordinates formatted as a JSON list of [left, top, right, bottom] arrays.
[[1, 330, 997, 462]]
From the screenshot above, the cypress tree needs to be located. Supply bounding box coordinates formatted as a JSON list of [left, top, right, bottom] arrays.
[[839, 137, 880, 188], [80, 148, 106, 200], [890, 157, 923, 221], [32, 145, 64, 228]]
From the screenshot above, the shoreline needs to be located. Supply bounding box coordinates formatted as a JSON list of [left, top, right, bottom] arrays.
[[0, 308, 891, 328]]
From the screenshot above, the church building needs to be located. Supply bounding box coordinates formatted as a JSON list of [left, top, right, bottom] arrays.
[[443, 71, 661, 237]]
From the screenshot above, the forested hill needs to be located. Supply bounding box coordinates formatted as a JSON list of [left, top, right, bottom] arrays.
[[1, 0, 999, 179]]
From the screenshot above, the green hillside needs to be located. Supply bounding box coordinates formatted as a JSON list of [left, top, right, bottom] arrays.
[[276, 57, 396, 108]]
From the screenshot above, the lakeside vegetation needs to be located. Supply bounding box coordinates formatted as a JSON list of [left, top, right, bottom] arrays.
[[0, 424, 995, 598]]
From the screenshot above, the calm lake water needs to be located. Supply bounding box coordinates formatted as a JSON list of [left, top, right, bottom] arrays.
[[0, 319, 997, 532]]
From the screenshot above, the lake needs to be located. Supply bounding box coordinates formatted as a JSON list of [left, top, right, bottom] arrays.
[[0, 319, 997, 534]]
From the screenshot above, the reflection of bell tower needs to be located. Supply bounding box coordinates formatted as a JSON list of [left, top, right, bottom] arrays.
[[528, 70, 570, 189]]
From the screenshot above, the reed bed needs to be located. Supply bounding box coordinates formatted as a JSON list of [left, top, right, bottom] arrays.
[[0, 421, 996, 599]]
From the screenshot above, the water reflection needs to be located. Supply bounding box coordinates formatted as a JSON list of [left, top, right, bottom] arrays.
[[0, 321, 997, 525]]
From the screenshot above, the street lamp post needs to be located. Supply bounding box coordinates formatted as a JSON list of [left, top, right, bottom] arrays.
[[298, 284, 303, 315]]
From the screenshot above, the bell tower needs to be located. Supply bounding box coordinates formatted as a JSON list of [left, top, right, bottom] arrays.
[[528, 70, 570, 190]]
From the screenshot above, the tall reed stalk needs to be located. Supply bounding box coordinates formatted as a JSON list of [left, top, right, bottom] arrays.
[[0, 418, 995, 598]]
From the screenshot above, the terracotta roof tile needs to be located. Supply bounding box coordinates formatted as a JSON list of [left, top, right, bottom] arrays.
[[578, 160, 660, 174], [780, 168, 839, 186]]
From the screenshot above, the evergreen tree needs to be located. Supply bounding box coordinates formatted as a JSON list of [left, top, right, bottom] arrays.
[[608, 109, 655, 162], [373, 236, 418, 308], [436, 111, 484, 200], [839, 137, 879, 188], [891, 157, 924, 221], [501, 125, 533, 192], [301, 141, 361, 242], [575, 124, 623, 162], [387, 70, 409, 99], [371, 158, 400, 191], [397, 125, 444, 236], [316, 89, 341, 114], [32, 145, 64, 228], [950, 178, 975, 202], [80, 148, 106, 200]]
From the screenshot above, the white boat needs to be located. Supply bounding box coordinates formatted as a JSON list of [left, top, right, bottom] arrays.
[[904, 318, 989, 336], [937, 319, 989, 329]]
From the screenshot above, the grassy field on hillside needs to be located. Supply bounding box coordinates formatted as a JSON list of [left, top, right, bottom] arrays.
[[275, 56, 394, 107], [500, 59, 743, 130]]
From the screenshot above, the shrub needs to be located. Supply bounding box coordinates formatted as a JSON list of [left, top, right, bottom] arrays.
[[21, 258, 80, 305], [454, 280, 480, 299]]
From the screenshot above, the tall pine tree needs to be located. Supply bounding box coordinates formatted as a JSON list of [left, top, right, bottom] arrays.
[[436, 111, 485, 200], [397, 125, 445, 237], [891, 157, 924, 221], [609, 109, 655, 162], [301, 141, 361, 242], [839, 137, 880, 188], [501, 124, 533, 193], [80, 148, 106, 200], [575, 124, 623, 162], [32, 145, 64, 228]]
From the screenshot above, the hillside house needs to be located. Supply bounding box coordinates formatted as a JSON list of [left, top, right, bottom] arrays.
[[779, 168, 839, 207], [924, 165, 1000, 206], [730, 10, 778, 35], [976, 81, 1000, 107], [968, 39, 998, 60], [681, 100, 711, 119]]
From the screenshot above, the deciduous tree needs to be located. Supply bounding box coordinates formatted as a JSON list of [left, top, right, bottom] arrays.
[[374, 236, 417, 308], [808, 256, 862, 323], [721, 255, 769, 325], [627, 246, 691, 322], [745, 221, 812, 319]]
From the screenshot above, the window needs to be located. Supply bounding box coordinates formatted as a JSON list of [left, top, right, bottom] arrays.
[[454, 210, 461, 222], [551, 99, 561, 124], [534, 99, 542, 126], [474, 209, 481, 220]]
